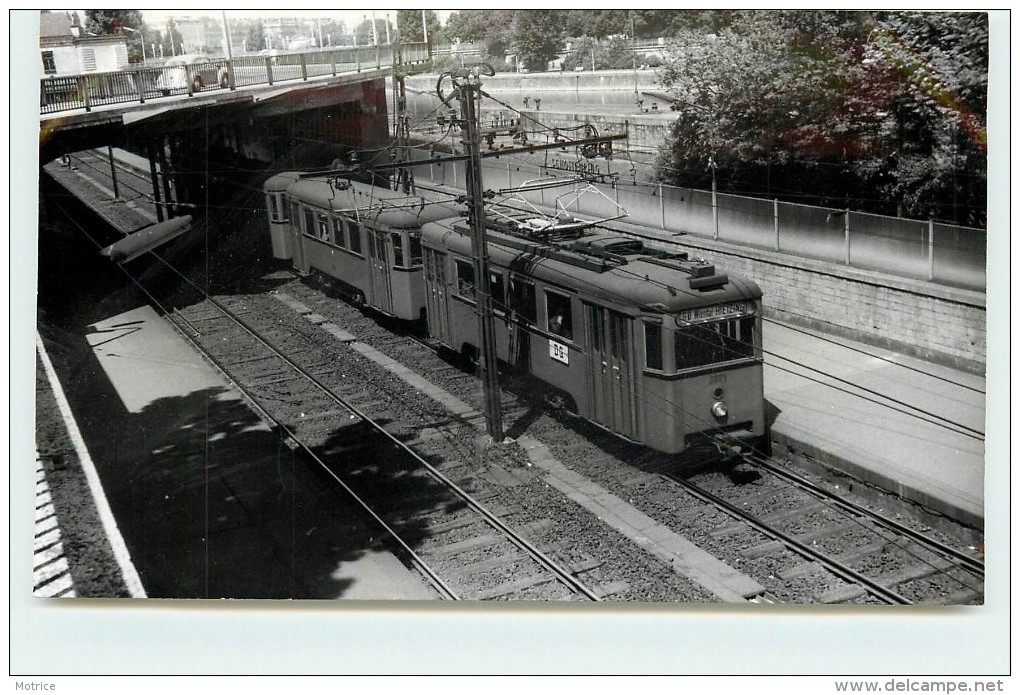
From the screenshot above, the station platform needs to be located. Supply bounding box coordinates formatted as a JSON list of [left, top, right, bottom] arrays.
[[34, 306, 437, 600], [764, 320, 985, 530]]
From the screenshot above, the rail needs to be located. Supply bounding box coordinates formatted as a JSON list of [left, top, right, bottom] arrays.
[[39, 42, 430, 115]]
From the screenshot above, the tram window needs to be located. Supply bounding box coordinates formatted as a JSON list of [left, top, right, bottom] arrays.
[[304, 209, 315, 237], [509, 278, 536, 324], [409, 236, 423, 266], [489, 272, 506, 313], [290, 202, 300, 231], [347, 219, 363, 255], [317, 214, 330, 241], [546, 291, 573, 341], [333, 218, 346, 248], [268, 195, 280, 222], [391, 232, 405, 266], [644, 322, 663, 371], [674, 317, 755, 370], [455, 259, 476, 300]]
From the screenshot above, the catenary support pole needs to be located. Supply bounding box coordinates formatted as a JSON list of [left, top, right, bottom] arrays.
[[455, 69, 503, 442]]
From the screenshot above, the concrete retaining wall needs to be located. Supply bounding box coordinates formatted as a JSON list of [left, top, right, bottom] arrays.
[[407, 69, 661, 96], [637, 231, 987, 372]]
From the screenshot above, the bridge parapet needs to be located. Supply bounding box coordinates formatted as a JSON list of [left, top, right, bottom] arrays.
[[40, 42, 430, 116]]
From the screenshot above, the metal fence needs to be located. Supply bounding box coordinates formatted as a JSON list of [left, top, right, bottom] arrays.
[[39, 43, 430, 115], [410, 151, 986, 292]]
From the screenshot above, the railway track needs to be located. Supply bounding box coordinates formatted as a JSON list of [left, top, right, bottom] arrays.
[[168, 292, 602, 601], [47, 150, 983, 604], [66, 150, 157, 211], [662, 459, 984, 605], [276, 274, 984, 605]]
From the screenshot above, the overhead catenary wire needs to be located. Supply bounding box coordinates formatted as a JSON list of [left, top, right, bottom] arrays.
[[66, 153, 981, 446], [65, 96, 979, 432], [45, 174, 984, 600], [443, 194, 985, 441]]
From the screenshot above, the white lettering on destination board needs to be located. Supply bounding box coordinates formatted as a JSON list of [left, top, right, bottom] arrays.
[[678, 302, 752, 323]]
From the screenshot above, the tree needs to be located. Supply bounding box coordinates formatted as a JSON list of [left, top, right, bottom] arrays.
[[561, 36, 597, 71], [513, 11, 562, 72], [654, 10, 987, 225], [354, 16, 391, 46], [560, 10, 627, 39], [242, 19, 265, 53], [83, 9, 143, 36], [864, 11, 988, 224], [313, 19, 348, 48], [84, 9, 145, 62], [443, 10, 515, 68], [444, 10, 509, 43], [160, 18, 184, 57], [396, 9, 443, 45]]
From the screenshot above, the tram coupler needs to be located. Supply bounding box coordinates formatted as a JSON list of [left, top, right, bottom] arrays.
[[711, 433, 750, 461]]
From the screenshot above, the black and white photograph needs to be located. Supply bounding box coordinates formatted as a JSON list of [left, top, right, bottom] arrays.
[[14, 7, 1009, 677]]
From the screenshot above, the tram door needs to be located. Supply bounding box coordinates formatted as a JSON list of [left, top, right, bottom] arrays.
[[584, 303, 638, 439], [291, 202, 307, 272], [507, 277, 533, 371], [423, 248, 452, 346], [367, 228, 393, 314]]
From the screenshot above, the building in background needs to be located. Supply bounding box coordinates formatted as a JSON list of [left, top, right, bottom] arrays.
[[39, 12, 128, 76], [173, 16, 223, 54]]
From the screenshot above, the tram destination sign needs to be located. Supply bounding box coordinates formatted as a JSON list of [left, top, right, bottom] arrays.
[[677, 302, 753, 323]]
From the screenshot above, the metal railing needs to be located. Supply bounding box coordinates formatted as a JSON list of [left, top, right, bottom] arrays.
[[412, 150, 986, 292], [40, 42, 430, 115]]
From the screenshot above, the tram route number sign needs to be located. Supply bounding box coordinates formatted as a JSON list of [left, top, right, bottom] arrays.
[[678, 302, 751, 324], [549, 339, 569, 365]]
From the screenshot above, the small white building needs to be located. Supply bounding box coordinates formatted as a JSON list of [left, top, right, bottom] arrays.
[[40, 12, 129, 76]]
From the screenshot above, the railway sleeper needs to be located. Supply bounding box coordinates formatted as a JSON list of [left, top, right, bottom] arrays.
[[423, 533, 507, 559], [592, 580, 631, 600], [481, 463, 536, 488], [247, 371, 310, 387], [740, 539, 787, 560], [390, 503, 515, 530], [444, 551, 526, 579], [401, 514, 491, 536], [921, 588, 983, 605], [780, 538, 907, 580], [315, 440, 377, 459], [553, 554, 603, 575], [723, 484, 790, 509], [380, 497, 474, 521], [470, 574, 561, 601], [537, 542, 603, 575], [176, 310, 233, 324], [788, 520, 862, 545], [708, 500, 826, 538], [872, 558, 959, 588], [287, 408, 359, 425], [513, 518, 555, 535], [815, 583, 869, 604]]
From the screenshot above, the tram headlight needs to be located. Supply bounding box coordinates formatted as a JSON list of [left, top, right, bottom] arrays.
[[711, 400, 729, 421]]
